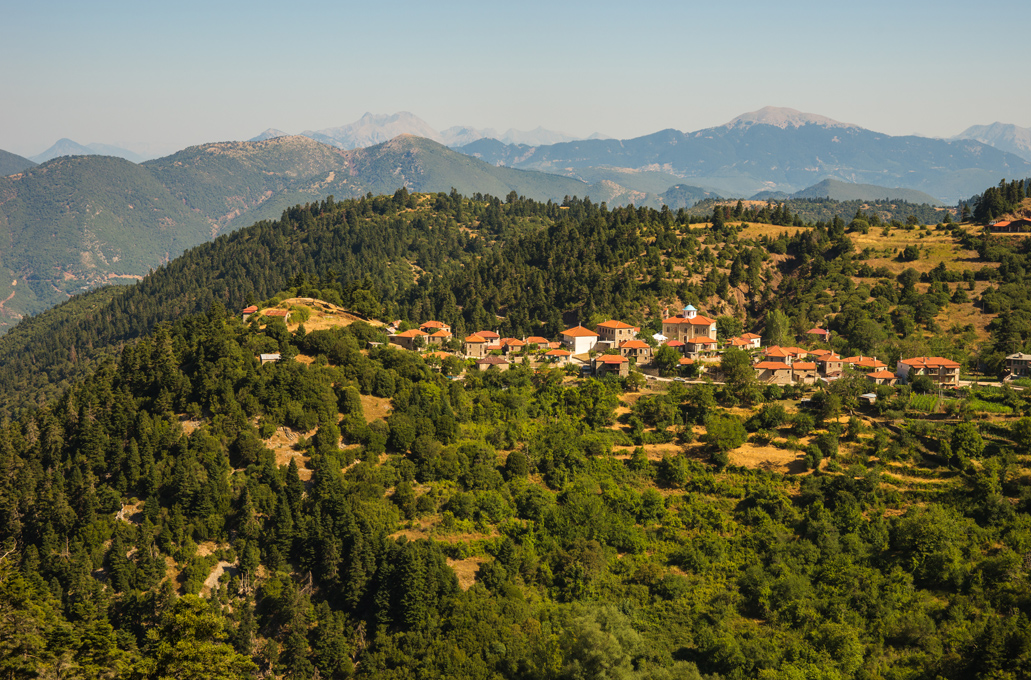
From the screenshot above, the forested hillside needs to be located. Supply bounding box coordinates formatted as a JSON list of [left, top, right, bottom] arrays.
[[3, 181, 1031, 678], [2, 274, 1031, 678], [4, 185, 1031, 417]]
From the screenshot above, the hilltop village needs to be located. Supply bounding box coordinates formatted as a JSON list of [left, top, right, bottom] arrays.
[[243, 302, 980, 391], [389, 304, 966, 388]]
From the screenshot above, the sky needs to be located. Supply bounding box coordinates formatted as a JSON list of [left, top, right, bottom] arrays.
[[2, 0, 1029, 158]]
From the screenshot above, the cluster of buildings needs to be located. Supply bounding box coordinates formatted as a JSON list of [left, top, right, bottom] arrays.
[[372, 305, 965, 388]]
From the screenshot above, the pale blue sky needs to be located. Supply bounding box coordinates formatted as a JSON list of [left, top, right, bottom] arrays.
[[2, 0, 1028, 157]]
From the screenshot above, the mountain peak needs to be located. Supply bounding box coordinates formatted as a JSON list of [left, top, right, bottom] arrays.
[[250, 128, 290, 142], [725, 106, 857, 130]]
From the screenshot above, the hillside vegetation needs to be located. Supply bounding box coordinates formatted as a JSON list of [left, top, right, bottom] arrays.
[[1, 183, 1029, 419], [2, 218, 1031, 677]]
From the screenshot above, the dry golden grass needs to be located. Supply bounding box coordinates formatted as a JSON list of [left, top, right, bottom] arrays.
[[260, 297, 384, 332], [734, 223, 808, 240], [390, 516, 498, 544], [360, 394, 391, 423], [447, 557, 488, 591], [730, 442, 808, 474]]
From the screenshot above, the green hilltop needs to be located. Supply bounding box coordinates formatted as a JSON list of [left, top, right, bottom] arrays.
[[0, 136, 596, 333]]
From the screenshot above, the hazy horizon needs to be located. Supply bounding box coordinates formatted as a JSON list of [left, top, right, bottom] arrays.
[[3, 0, 1030, 158]]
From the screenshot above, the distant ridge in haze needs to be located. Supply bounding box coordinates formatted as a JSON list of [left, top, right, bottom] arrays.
[[752, 178, 946, 206], [257, 112, 597, 150], [250, 128, 290, 142], [301, 112, 442, 149], [30, 138, 147, 163], [952, 122, 1031, 162], [456, 106, 1031, 202], [724, 106, 859, 130], [0, 149, 36, 176]]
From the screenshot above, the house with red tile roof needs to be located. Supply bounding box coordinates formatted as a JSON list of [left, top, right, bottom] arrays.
[[389, 328, 428, 351], [988, 218, 1031, 233], [619, 339, 652, 361], [476, 330, 500, 341], [499, 337, 526, 353], [525, 336, 550, 348], [684, 336, 719, 360], [561, 325, 600, 354], [754, 361, 793, 385], [597, 320, 640, 346], [544, 348, 572, 365], [419, 320, 451, 333], [426, 329, 452, 345], [665, 339, 686, 354], [867, 369, 897, 386], [662, 305, 717, 343], [463, 334, 488, 358], [816, 353, 844, 377], [264, 308, 291, 323], [593, 354, 629, 377], [896, 356, 960, 387], [843, 356, 887, 372], [474, 356, 510, 371], [792, 361, 818, 385], [242, 305, 258, 321], [741, 333, 762, 349], [806, 328, 830, 342]]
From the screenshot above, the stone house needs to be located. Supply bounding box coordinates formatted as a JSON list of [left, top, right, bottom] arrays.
[[463, 334, 488, 358], [593, 354, 629, 377], [896, 356, 960, 387], [597, 320, 639, 346], [619, 339, 652, 361], [754, 361, 793, 385], [390, 329, 428, 351]]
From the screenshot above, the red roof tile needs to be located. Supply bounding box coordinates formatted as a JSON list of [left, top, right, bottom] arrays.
[[598, 319, 637, 329], [562, 325, 599, 338], [597, 354, 628, 364], [755, 361, 791, 370]]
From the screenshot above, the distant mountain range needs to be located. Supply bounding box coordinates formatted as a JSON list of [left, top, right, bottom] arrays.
[[249, 112, 601, 150], [5, 105, 1029, 332], [751, 178, 946, 206], [951, 122, 1031, 162], [29, 138, 150, 164], [456, 107, 1031, 202]]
